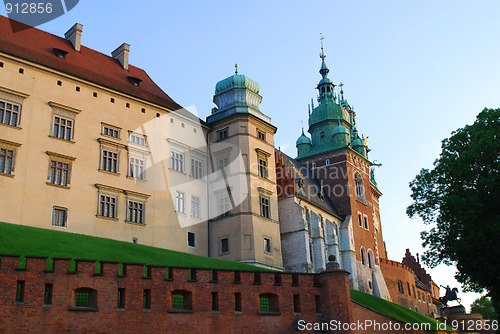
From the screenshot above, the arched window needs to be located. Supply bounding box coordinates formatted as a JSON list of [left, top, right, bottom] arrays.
[[170, 290, 192, 311], [312, 162, 316, 169], [367, 250, 375, 269], [407, 283, 412, 296], [361, 247, 367, 266], [397, 281, 404, 294], [355, 173, 365, 201], [325, 159, 330, 165], [320, 131, 325, 139], [259, 293, 279, 313]]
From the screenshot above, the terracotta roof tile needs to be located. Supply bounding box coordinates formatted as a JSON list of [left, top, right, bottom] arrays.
[[0, 16, 185, 114]]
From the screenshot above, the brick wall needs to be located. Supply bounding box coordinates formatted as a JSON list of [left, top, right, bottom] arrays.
[[0, 254, 353, 334]]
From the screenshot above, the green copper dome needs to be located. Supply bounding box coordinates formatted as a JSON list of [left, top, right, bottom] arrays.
[[352, 137, 365, 147], [308, 102, 345, 129], [296, 132, 312, 146], [332, 124, 349, 136], [215, 74, 259, 95]]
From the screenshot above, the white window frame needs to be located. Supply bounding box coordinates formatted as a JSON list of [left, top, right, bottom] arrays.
[[191, 196, 200, 218], [52, 205, 68, 228], [175, 191, 185, 213], [191, 158, 203, 179], [170, 150, 184, 173]]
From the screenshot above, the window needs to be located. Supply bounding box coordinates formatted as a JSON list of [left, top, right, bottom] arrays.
[[361, 247, 367, 266], [257, 130, 266, 141], [191, 159, 203, 179], [127, 200, 144, 224], [52, 206, 68, 227], [263, 237, 272, 254], [96, 185, 120, 219], [407, 283, 412, 297], [171, 290, 192, 310], [326, 159, 330, 165], [102, 150, 119, 173], [397, 281, 404, 294], [15, 280, 24, 302], [74, 288, 97, 308], [187, 231, 196, 248], [315, 295, 322, 314], [117, 288, 125, 309], [312, 162, 316, 169], [191, 196, 200, 218], [216, 156, 229, 179], [53, 116, 74, 141], [234, 292, 242, 312], [49, 102, 81, 141], [293, 294, 301, 313], [260, 295, 270, 311], [44, 284, 53, 305], [170, 151, 184, 172], [211, 292, 219, 311], [143, 289, 151, 310], [101, 123, 120, 139], [417, 291, 421, 301], [0, 139, 20, 175], [175, 191, 185, 213], [368, 250, 374, 269], [49, 161, 70, 186], [320, 131, 325, 139], [129, 156, 145, 180], [363, 216, 369, 229], [217, 128, 228, 140], [258, 158, 268, 178], [358, 213, 363, 227], [128, 132, 146, 146], [218, 195, 231, 217], [260, 195, 270, 218], [0, 101, 21, 127], [355, 173, 365, 201], [219, 237, 229, 255]]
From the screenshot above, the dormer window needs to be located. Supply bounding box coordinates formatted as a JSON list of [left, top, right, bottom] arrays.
[[53, 48, 68, 60], [127, 76, 142, 87]]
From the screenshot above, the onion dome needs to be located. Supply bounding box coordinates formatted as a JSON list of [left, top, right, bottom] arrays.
[[296, 130, 312, 146]]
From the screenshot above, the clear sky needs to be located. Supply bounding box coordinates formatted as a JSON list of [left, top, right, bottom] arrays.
[[5, 0, 499, 311]]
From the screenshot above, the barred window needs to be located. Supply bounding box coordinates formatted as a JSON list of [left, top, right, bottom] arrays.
[[0, 101, 20, 127], [127, 200, 144, 224], [260, 296, 270, 311], [171, 290, 192, 310], [52, 207, 67, 227]]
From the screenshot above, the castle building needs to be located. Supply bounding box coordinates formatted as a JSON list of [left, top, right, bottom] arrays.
[[0, 15, 444, 316]]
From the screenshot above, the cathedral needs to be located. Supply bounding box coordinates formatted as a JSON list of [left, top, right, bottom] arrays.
[[0, 15, 442, 317]]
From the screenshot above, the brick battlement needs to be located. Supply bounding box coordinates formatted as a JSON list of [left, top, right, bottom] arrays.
[[379, 258, 414, 274], [0, 255, 353, 333]]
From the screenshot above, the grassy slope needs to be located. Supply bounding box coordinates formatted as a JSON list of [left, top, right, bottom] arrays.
[[0, 222, 264, 271], [351, 289, 453, 331]]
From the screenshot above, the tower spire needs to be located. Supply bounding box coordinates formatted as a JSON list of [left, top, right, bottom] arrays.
[[319, 33, 329, 78], [234, 63, 239, 74]]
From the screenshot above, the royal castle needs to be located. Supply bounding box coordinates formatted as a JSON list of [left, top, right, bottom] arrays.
[[0, 15, 445, 325]]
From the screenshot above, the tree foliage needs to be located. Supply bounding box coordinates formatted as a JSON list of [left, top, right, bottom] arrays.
[[471, 296, 498, 320], [407, 108, 500, 317]]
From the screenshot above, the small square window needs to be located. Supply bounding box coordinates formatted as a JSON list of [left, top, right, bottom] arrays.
[[181, 123, 185, 128], [57, 80, 62, 86], [75, 86, 80, 92], [0, 62, 4, 68], [187, 231, 196, 248], [126, 103, 130, 108], [110, 98, 115, 103], [193, 128, 197, 133], [257, 130, 266, 141], [170, 118, 174, 123], [19, 68, 24, 74], [93, 92, 98, 97], [132, 238, 138, 244], [52, 206, 68, 227], [156, 113, 160, 117], [263, 237, 272, 254], [217, 128, 228, 140], [141, 108, 145, 113], [219, 237, 229, 255]]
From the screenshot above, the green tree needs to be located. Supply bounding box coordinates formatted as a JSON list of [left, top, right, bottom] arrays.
[[471, 296, 498, 320], [407, 108, 500, 319]]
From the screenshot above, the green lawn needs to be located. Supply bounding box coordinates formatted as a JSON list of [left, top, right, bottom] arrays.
[[0, 222, 265, 271], [351, 289, 453, 331]]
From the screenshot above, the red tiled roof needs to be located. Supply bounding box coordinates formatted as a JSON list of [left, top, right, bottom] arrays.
[[0, 15, 183, 112]]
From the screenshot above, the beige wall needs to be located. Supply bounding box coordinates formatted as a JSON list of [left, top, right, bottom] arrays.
[[0, 53, 208, 256]]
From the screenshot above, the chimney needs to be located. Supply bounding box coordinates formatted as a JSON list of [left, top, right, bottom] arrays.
[[112, 43, 130, 71], [64, 23, 83, 52]]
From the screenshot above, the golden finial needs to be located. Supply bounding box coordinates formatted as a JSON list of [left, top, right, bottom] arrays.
[[235, 63, 239, 74]]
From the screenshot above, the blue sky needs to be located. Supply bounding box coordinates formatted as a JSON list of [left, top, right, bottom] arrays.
[[5, 0, 499, 310]]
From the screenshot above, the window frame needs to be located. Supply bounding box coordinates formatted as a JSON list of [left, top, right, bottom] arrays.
[[101, 123, 121, 139], [260, 194, 270, 219], [46, 151, 75, 188], [219, 236, 230, 255], [0, 139, 21, 177], [95, 184, 121, 220], [217, 127, 229, 141], [52, 206, 68, 227], [170, 150, 185, 173], [175, 191, 185, 213], [125, 190, 149, 225], [190, 158, 203, 179], [257, 129, 266, 141], [187, 231, 196, 248], [355, 172, 365, 202], [49, 101, 81, 142], [263, 236, 272, 255], [128, 131, 147, 146], [98, 138, 125, 175], [191, 196, 201, 218], [0, 86, 29, 129]]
